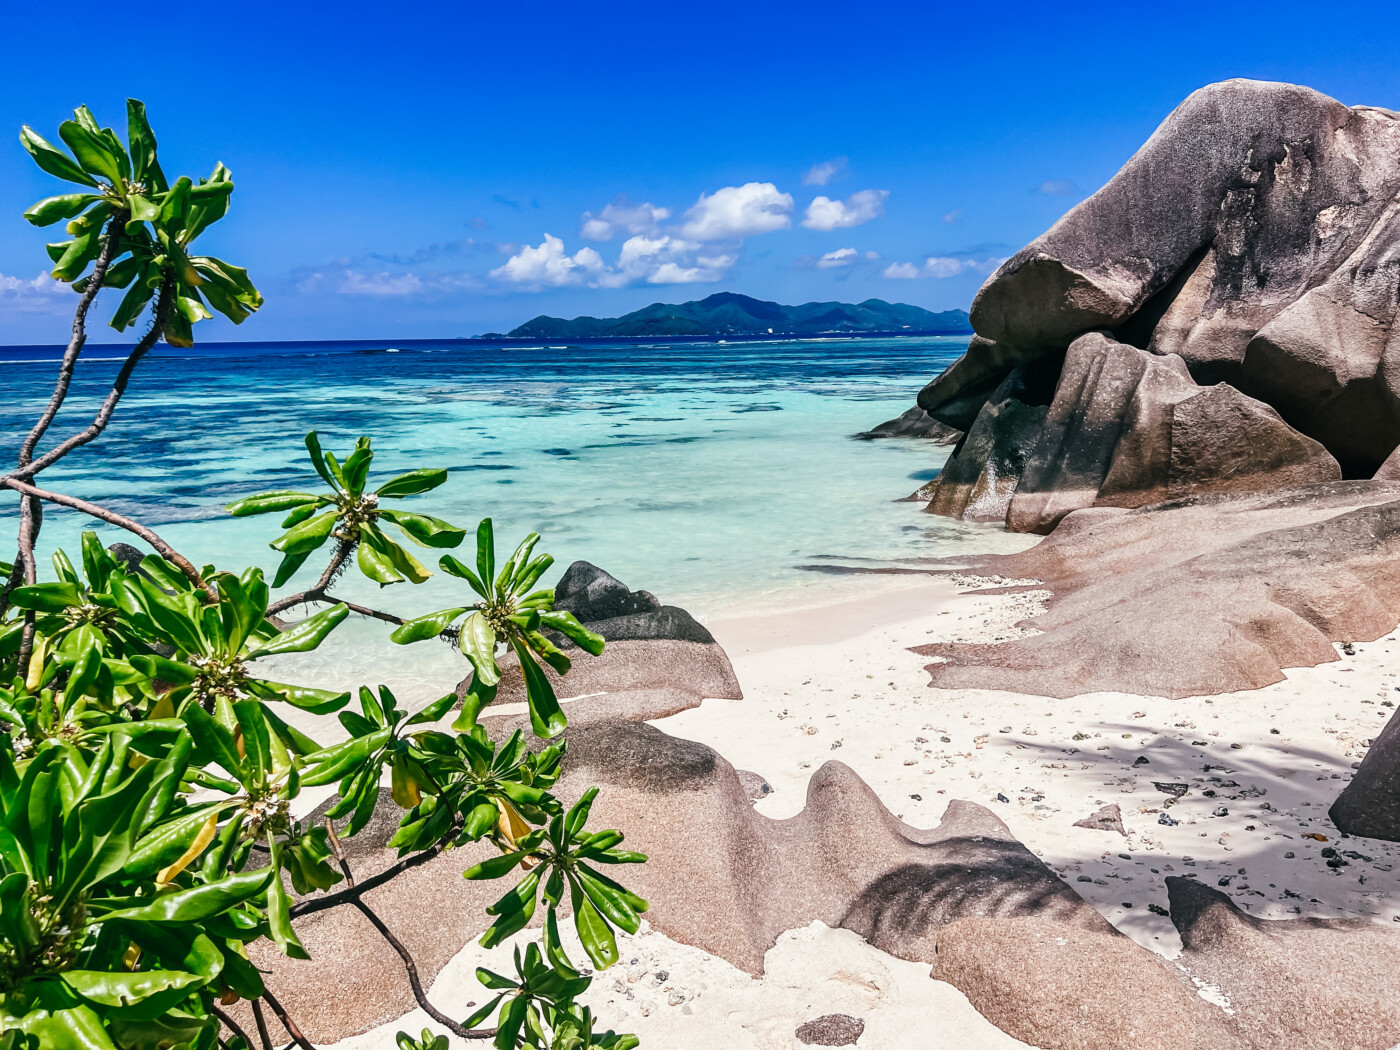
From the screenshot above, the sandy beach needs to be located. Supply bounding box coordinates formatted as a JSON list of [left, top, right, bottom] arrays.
[[322, 568, 1400, 1048]]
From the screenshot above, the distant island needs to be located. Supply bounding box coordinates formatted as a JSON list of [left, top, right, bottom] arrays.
[[492, 292, 972, 339]]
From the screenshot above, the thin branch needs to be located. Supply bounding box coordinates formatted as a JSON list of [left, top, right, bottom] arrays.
[[12, 497, 40, 669], [18, 212, 128, 468], [212, 1004, 257, 1050], [6, 277, 175, 483], [354, 897, 496, 1039], [265, 539, 354, 616], [259, 989, 316, 1050], [250, 999, 275, 1050], [337, 599, 405, 626], [289, 836, 449, 918], [0, 475, 216, 602]]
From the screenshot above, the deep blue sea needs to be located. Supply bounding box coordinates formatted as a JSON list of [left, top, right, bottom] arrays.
[[3, 335, 1029, 698]]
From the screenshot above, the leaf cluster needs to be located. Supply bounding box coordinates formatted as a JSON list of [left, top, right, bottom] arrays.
[[21, 101, 261, 344]]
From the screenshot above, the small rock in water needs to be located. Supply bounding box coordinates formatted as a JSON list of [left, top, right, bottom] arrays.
[[796, 1014, 866, 1047], [996, 793, 1010, 803], [1213, 805, 1229, 817]]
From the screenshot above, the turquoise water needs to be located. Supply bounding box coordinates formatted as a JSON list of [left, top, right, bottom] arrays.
[[3, 336, 1026, 698]]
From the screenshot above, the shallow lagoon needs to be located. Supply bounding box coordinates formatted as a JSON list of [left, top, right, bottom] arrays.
[[3, 335, 1029, 696]]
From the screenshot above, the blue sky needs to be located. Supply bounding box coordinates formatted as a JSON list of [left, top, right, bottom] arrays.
[[3, 0, 1399, 343]]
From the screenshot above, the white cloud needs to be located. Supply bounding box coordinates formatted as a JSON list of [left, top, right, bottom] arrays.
[[882, 254, 1009, 280], [1035, 179, 1078, 196], [864, 250, 881, 260], [801, 189, 889, 231], [339, 271, 425, 295], [882, 262, 920, 279], [943, 209, 963, 223], [679, 183, 793, 240], [492, 232, 737, 290], [816, 247, 858, 269], [802, 157, 847, 186], [0, 271, 71, 312], [579, 195, 672, 241], [490, 234, 612, 289]]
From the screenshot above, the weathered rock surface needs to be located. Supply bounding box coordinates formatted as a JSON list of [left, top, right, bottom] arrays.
[[916, 481, 1400, 697], [251, 723, 1245, 1048], [1168, 877, 1400, 1049], [1330, 703, 1400, 841], [795, 1013, 866, 1046], [925, 361, 1056, 522], [854, 405, 962, 442], [918, 80, 1400, 526], [554, 560, 662, 622]]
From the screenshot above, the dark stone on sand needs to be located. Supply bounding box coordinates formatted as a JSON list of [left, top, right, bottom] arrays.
[[1074, 804, 1126, 835], [1330, 703, 1400, 842], [795, 1014, 865, 1046], [563, 605, 715, 646]]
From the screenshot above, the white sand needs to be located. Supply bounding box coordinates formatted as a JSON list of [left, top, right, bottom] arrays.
[[322, 570, 1400, 1048]]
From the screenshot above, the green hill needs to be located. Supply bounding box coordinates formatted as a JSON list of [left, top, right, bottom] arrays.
[[504, 292, 972, 339]]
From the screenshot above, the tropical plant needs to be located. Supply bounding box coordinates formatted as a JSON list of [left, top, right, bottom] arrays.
[[1, 102, 645, 1050]]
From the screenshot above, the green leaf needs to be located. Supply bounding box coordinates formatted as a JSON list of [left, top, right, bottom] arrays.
[[406, 691, 458, 726], [378, 535, 431, 584], [271, 548, 313, 589], [246, 602, 347, 659], [181, 703, 244, 779], [58, 119, 124, 186], [461, 849, 528, 881], [476, 519, 496, 597], [513, 638, 566, 738], [8, 581, 81, 612], [159, 176, 191, 227], [439, 554, 488, 596], [374, 468, 448, 498], [20, 126, 99, 187], [379, 509, 466, 549], [270, 509, 338, 555], [61, 969, 205, 1007], [24, 193, 100, 227], [570, 881, 619, 970], [246, 678, 350, 715], [299, 728, 390, 787], [97, 863, 274, 922], [538, 611, 606, 656], [226, 491, 321, 517], [126, 98, 162, 189], [356, 536, 402, 585], [461, 613, 499, 686], [265, 837, 309, 959], [389, 607, 467, 645], [108, 277, 156, 332]]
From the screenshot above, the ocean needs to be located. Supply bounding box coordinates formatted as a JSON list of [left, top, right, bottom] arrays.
[[2, 335, 1030, 699]]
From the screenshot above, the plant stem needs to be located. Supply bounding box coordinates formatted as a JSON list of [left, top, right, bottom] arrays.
[[260, 989, 317, 1050], [0, 475, 217, 602], [212, 1004, 257, 1050], [266, 539, 355, 616], [17, 212, 127, 468], [5, 278, 175, 483], [289, 835, 451, 919], [250, 998, 275, 1050]]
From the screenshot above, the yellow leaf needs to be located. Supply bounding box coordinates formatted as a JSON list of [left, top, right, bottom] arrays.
[[157, 813, 219, 887]]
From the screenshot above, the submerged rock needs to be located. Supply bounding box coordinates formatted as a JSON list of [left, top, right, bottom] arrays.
[[854, 405, 962, 442]]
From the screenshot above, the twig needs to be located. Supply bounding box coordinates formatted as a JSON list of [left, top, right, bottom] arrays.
[[250, 999, 275, 1050], [260, 989, 316, 1050], [0, 475, 216, 602], [265, 539, 355, 616], [289, 838, 448, 918], [6, 278, 175, 483], [212, 1003, 257, 1050], [353, 897, 495, 1039], [17, 213, 127, 468]]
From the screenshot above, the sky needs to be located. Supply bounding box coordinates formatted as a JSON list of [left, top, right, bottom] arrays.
[[2, 0, 1400, 343]]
